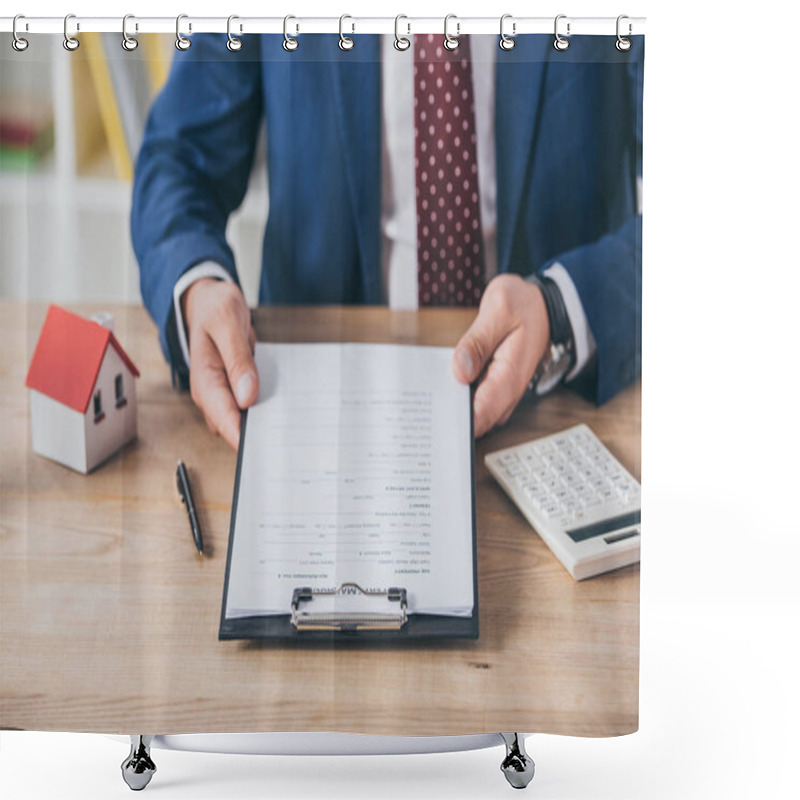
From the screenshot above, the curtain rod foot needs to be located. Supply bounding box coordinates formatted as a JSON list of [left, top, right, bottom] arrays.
[[500, 733, 535, 789], [121, 735, 157, 791]]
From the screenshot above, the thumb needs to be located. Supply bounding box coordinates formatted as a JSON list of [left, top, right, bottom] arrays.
[[209, 319, 259, 409], [452, 300, 512, 385]]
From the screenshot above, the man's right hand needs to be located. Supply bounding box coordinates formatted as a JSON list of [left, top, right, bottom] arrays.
[[182, 278, 258, 450]]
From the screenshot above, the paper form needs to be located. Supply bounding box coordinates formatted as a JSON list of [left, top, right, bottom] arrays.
[[224, 343, 474, 619]]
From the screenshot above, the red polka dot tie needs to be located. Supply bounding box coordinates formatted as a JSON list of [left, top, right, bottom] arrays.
[[415, 34, 485, 307]]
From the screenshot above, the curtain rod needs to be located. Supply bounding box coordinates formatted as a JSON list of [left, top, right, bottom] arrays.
[[1, 16, 646, 37]]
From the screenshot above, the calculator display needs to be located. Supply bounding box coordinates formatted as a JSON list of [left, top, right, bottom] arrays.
[[566, 510, 641, 543]]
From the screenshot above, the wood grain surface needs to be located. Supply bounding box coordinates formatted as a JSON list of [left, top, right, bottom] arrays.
[[0, 303, 639, 736]]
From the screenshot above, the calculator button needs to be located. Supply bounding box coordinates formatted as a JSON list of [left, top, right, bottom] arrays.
[[561, 499, 579, 515]]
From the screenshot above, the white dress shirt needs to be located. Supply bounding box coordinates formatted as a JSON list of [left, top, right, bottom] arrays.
[[175, 36, 596, 383]]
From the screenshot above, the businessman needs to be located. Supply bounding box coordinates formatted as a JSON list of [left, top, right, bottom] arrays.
[[132, 33, 642, 449]]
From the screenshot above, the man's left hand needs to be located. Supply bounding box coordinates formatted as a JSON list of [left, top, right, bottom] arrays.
[[452, 274, 550, 438]]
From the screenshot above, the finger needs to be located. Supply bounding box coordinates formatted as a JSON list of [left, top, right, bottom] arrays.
[[190, 334, 244, 449], [201, 376, 243, 450], [452, 290, 516, 385], [207, 310, 259, 409], [472, 321, 543, 437], [472, 357, 522, 438]]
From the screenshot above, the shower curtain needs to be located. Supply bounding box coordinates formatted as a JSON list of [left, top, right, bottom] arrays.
[[0, 19, 643, 783]]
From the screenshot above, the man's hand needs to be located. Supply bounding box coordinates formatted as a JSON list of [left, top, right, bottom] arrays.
[[183, 278, 258, 449], [452, 274, 550, 438]]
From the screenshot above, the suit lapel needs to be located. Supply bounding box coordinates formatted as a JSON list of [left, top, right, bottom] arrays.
[[495, 35, 551, 271], [329, 35, 382, 302]]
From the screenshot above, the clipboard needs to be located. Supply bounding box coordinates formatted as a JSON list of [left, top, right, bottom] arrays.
[[219, 387, 479, 642]]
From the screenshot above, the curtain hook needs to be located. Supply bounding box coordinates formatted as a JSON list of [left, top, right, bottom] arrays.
[[122, 14, 138, 51], [616, 14, 632, 51], [283, 15, 299, 51], [227, 15, 243, 51], [63, 13, 80, 51], [12, 14, 29, 52], [554, 14, 570, 51], [394, 14, 410, 52], [339, 14, 355, 50], [499, 14, 516, 51], [175, 14, 191, 51], [444, 13, 459, 51]]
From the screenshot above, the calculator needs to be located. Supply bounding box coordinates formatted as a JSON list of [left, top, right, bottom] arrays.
[[485, 424, 641, 580]]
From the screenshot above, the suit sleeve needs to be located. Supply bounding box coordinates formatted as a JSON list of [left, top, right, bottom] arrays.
[[540, 39, 643, 406], [131, 33, 263, 374]]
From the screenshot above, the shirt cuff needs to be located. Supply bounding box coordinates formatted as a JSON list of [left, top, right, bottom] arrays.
[[173, 262, 234, 369], [542, 262, 597, 382]]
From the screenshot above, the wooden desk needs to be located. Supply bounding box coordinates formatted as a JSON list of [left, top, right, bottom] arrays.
[[0, 303, 639, 736]]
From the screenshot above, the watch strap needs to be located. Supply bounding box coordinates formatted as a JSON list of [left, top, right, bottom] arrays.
[[527, 273, 574, 350]]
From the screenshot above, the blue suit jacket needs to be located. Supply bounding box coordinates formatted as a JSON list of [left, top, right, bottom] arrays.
[[132, 34, 643, 404]]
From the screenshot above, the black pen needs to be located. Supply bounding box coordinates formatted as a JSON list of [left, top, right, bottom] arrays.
[[176, 460, 204, 555]]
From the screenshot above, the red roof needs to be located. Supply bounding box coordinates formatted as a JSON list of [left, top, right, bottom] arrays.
[[25, 305, 140, 414]]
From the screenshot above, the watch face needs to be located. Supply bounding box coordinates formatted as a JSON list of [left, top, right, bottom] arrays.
[[533, 344, 572, 396]]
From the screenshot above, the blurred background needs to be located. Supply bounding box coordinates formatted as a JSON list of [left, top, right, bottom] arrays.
[[0, 33, 266, 307]]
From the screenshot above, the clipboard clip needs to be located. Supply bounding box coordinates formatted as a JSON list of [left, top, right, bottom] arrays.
[[291, 583, 408, 632]]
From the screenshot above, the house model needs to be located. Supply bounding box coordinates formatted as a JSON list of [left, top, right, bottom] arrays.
[[25, 305, 140, 474]]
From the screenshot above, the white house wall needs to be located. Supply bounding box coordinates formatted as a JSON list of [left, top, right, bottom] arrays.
[[30, 389, 88, 473], [84, 346, 138, 472]]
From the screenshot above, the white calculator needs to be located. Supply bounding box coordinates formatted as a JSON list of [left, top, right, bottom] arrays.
[[485, 424, 641, 580]]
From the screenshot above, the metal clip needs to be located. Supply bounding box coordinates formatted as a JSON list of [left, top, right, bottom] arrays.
[[444, 13, 460, 51], [616, 15, 632, 52], [175, 13, 191, 51], [12, 15, 29, 52], [499, 14, 516, 51], [283, 15, 299, 52], [394, 14, 411, 52], [291, 583, 408, 632], [227, 15, 242, 52], [122, 14, 138, 51], [554, 14, 570, 51], [339, 14, 355, 51], [63, 13, 79, 52]]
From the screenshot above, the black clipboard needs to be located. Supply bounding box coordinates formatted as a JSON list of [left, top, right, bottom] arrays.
[[219, 385, 479, 642]]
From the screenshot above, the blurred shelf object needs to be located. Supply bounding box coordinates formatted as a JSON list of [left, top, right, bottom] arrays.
[[0, 32, 265, 307]]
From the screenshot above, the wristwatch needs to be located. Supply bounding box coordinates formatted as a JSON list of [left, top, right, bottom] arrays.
[[527, 274, 576, 397]]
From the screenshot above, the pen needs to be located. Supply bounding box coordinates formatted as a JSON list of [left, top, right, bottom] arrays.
[[176, 460, 204, 555]]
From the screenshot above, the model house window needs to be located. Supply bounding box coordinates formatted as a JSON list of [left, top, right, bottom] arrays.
[[115, 373, 126, 408], [93, 390, 104, 422]]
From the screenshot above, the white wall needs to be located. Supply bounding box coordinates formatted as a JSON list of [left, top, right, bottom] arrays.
[[29, 389, 87, 473], [83, 344, 137, 471]]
